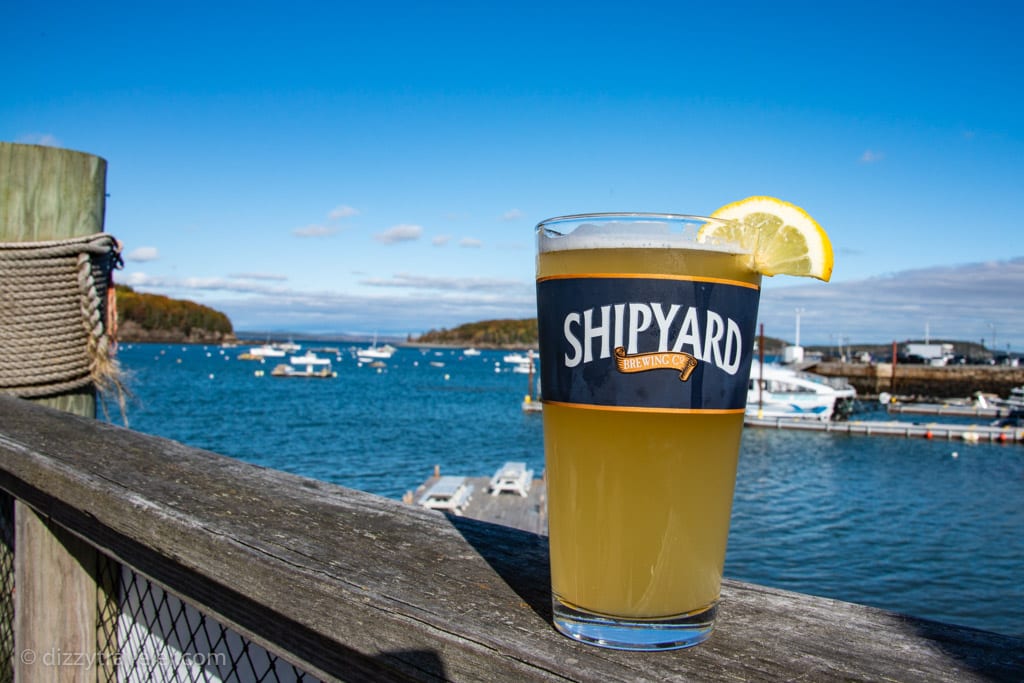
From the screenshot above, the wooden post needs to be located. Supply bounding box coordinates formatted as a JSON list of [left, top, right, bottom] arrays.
[[891, 340, 898, 394], [1, 142, 115, 682], [758, 323, 765, 413], [1, 142, 108, 416]]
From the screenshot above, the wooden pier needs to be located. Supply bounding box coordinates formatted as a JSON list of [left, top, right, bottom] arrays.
[[410, 471, 548, 535], [745, 416, 1024, 443]]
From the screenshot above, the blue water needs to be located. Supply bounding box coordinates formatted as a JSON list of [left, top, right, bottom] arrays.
[[112, 343, 1024, 638]]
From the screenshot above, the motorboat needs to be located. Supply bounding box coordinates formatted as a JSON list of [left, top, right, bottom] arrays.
[[245, 344, 286, 358], [747, 363, 856, 421], [463, 348, 482, 356], [975, 386, 1024, 411], [270, 353, 337, 378]]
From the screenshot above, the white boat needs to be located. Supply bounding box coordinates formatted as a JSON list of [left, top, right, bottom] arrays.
[[247, 344, 286, 358], [463, 348, 482, 356], [357, 346, 395, 361], [357, 334, 397, 360], [503, 352, 530, 364], [976, 387, 1024, 412], [747, 364, 856, 421], [270, 353, 337, 378]]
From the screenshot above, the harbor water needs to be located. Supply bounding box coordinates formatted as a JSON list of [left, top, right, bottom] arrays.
[[113, 342, 1024, 638]]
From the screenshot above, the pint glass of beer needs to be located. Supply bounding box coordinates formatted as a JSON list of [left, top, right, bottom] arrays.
[[535, 213, 761, 650]]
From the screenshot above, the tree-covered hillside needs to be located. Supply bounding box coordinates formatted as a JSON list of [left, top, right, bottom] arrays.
[[414, 318, 538, 348], [116, 285, 234, 342]]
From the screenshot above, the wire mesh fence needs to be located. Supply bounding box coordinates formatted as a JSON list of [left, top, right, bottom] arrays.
[[1, 491, 13, 683], [0, 493, 319, 683]]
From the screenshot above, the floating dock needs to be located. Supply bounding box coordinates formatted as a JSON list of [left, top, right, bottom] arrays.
[[886, 403, 1014, 418], [745, 417, 1024, 443], [409, 471, 548, 535]]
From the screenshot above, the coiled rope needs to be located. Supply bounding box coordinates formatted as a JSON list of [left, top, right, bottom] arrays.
[[0, 233, 123, 400]]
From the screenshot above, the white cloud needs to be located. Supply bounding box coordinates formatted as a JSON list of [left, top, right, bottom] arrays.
[[328, 205, 359, 220], [459, 237, 483, 248], [228, 272, 288, 281], [16, 133, 61, 147], [125, 271, 535, 335], [758, 258, 1024, 347], [120, 272, 289, 296], [292, 224, 339, 238], [860, 149, 885, 163], [374, 224, 422, 244], [119, 258, 1024, 347], [125, 246, 159, 262], [501, 209, 523, 221], [121, 272, 150, 286], [432, 235, 452, 246], [359, 272, 524, 292]]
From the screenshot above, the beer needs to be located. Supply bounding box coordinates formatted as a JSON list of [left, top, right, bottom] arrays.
[[536, 215, 761, 649], [545, 407, 744, 617]]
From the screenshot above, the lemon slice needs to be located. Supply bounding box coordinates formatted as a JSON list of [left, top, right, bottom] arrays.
[[699, 196, 834, 281]]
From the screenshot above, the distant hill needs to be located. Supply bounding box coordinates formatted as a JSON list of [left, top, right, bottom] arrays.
[[412, 319, 795, 351], [413, 318, 538, 348], [115, 285, 235, 344]]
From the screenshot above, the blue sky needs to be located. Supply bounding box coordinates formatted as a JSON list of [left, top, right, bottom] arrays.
[[4, 1, 1022, 349]]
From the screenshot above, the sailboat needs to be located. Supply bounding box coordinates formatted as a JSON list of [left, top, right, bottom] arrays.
[[357, 333, 396, 361]]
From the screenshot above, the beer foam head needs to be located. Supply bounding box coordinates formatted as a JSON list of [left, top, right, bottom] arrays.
[[537, 213, 747, 254]]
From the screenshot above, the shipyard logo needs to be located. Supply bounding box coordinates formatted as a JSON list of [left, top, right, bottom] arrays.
[[536, 275, 760, 411], [561, 303, 744, 376]]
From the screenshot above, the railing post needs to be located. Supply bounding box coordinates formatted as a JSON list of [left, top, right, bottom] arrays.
[[1, 142, 117, 682]]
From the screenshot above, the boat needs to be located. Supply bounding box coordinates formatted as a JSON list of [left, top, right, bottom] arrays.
[[357, 334, 397, 361], [463, 348, 481, 356], [746, 363, 856, 421], [357, 345, 395, 360], [241, 344, 286, 360], [975, 386, 1024, 411], [508, 350, 538, 375], [270, 353, 337, 378]]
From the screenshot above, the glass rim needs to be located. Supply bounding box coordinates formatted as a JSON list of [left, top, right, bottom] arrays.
[[536, 212, 726, 230]]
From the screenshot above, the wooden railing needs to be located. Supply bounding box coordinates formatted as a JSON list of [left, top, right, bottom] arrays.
[[1, 394, 1021, 682]]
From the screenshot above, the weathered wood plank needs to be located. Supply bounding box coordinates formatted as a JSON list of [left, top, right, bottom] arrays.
[[0, 395, 1021, 682]]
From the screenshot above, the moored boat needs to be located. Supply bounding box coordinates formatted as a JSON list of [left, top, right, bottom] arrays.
[[240, 344, 287, 360], [747, 364, 856, 421], [357, 334, 397, 361], [270, 353, 337, 378]]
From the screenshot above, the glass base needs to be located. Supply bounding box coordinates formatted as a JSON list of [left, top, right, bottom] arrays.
[[552, 598, 717, 651]]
